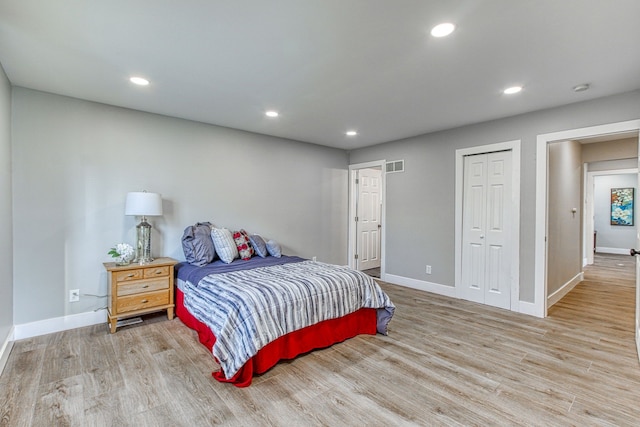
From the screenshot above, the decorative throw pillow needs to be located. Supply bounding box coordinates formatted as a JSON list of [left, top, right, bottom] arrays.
[[181, 222, 216, 266], [266, 240, 282, 258], [249, 234, 268, 258], [233, 229, 254, 260], [210, 227, 239, 264]]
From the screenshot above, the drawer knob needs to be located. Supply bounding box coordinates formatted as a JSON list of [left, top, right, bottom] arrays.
[[155, 271, 162, 275], [143, 285, 149, 288], [141, 299, 149, 303], [127, 273, 134, 277]]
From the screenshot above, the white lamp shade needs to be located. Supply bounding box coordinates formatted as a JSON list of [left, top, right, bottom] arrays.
[[125, 192, 163, 216]]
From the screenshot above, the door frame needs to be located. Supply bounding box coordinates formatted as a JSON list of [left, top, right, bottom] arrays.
[[584, 167, 638, 266], [348, 160, 386, 276], [455, 140, 521, 311], [534, 119, 640, 318]]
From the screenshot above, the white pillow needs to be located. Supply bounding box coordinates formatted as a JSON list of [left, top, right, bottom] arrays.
[[210, 228, 239, 264]]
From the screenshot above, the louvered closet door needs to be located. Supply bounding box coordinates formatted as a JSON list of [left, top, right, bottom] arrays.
[[460, 151, 512, 309]]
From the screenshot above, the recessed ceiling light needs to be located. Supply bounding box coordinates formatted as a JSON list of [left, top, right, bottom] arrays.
[[129, 76, 149, 86], [430, 23, 455, 38], [346, 131, 358, 136], [265, 111, 279, 118], [573, 83, 590, 92], [503, 86, 522, 95]]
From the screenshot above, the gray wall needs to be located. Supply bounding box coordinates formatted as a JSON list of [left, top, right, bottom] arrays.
[[0, 65, 12, 342], [11, 88, 349, 324], [547, 140, 582, 295], [594, 174, 637, 251], [582, 138, 637, 164], [349, 89, 640, 303]]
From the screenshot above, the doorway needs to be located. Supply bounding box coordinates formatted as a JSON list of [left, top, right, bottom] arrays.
[[535, 120, 640, 362], [348, 161, 385, 278]]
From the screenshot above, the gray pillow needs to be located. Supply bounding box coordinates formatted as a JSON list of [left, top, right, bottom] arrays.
[[249, 234, 268, 258], [266, 240, 282, 258], [181, 222, 215, 266]]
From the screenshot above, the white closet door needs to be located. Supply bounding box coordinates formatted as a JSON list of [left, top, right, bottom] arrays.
[[461, 151, 512, 309]]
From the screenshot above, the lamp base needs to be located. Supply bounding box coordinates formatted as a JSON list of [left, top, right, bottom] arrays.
[[134, 217, 154, 264]]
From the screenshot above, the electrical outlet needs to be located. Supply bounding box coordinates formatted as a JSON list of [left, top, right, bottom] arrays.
[[312, 256, 317, 262], [69, 289, 80, 302], [426, 265, 432, 274]]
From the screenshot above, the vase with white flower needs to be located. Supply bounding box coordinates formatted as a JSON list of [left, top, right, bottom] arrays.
[[108, 243, 135, 266]]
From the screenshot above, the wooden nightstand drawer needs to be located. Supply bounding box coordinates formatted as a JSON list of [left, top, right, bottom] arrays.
[[117, 277, 170, 296], [117, 289, 170, 313], [115, 269, 144, 282], [143, 265, 169, 278]]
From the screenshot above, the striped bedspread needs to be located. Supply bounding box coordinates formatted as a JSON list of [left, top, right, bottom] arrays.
[[183, 260, 395, 379]]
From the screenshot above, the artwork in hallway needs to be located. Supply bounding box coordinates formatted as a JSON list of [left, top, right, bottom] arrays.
[[610, 187, 634, 226]]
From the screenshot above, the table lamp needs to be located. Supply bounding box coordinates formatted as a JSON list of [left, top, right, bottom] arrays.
[[125, 191, 163, 264]]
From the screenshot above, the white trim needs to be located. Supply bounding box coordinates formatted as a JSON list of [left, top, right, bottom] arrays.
[[13, 309, 107, 340], [0, 326, 15, 376], [596, 247, 633, 255], [348, 160, 386, 277], [547, 272, 584, 308], [455, 140, 521, 311], [382, 273, 456, 298], [517, 300, 540, 317], [584, 167, 637, 265], [535, 119, 640, 318]]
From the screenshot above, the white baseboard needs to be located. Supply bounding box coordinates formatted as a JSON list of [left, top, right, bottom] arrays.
[[547, 272, 584, 308], [382, 272, 546, 318], [517, 300, 543, 318], [596, 247, 631, 255], [13, 309, 107, 341], [0, 326, 15, 376], [381, 273, 456, 298]]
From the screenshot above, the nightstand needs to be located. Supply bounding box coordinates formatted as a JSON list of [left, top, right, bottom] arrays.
[[104, 257, 177, 333]]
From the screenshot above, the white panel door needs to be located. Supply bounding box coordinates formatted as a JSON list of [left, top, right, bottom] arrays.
[[461, 151, 512, 309], [356, 168, 382, 270]]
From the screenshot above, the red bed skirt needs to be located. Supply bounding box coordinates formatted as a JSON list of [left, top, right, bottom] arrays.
[[175, 287, 377, 387]]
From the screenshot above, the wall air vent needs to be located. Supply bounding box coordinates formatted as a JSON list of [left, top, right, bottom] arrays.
[[385, 159, 404, 173]]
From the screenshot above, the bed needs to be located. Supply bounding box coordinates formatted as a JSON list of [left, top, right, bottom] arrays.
[[175, 255, 395, 387]]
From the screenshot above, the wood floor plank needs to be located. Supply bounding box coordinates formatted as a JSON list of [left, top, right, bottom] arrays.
[[0, 347, 45, 427], [1, 253, 638, 425]]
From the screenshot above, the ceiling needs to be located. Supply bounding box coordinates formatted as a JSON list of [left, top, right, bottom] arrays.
[[1, 1, 639, 150]]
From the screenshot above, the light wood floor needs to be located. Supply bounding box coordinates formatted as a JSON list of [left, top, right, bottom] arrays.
[[1, 254, 639, 426]]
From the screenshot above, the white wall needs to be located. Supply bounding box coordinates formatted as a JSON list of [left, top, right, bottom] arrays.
[[594, 174, 637, 252], [11, 88, 349, 325], [0, 64, 13, 348], [350, 89, 640, 303]]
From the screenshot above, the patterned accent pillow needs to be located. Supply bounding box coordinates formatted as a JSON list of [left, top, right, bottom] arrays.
[[210, 228, 239, 264], [248, 234, 268, 258], [233, 229, 254, 260], [266, 240, 282, 258]]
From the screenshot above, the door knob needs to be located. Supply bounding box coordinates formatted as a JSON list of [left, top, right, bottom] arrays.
[[630, 249, 640, 256], [480, 235, 485, 239]]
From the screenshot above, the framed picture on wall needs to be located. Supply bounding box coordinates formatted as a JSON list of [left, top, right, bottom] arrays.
[[611, 187, 634, 226]]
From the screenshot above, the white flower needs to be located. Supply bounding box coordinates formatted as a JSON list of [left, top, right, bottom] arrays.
[[109, 243, 134, 261]]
